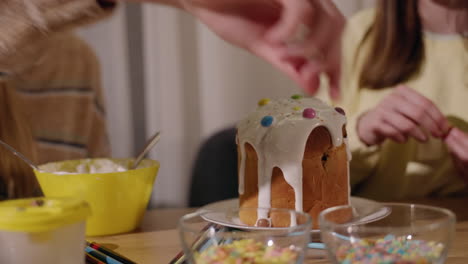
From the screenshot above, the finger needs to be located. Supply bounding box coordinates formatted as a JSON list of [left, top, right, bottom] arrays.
[[446, 136, 468, 161], [451, 128, 468, 148], [265, 0, 313, 43], [272, 41, 326, 95], [288, 0, 344, 55], [396, 85, 450, 137], [252, 36, 327, 95], [446, 135, 468, 168], [281, 42, 324, 61], [389, 87, 440, 138], [278, 31, 341, 98], [250, 42, 309, 91], [278, 44, 339, 98], [299, 60, 323, 95], [374, 118, 407, 143], [282, 16, 336, 60], [445, 128, 468, 151], [381, 109, 427, 142]]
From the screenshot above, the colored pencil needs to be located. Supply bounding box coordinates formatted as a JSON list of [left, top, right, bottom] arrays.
[[86, 252, 106, 264], [85, 246, 123, 264], [86, 242, 137, 264]]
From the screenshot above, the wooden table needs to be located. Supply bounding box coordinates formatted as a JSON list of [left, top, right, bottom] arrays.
[[91, 198, 468, 264]]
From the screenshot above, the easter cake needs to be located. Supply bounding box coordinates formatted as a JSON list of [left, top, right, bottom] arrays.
[[236, 96, 350, 227]]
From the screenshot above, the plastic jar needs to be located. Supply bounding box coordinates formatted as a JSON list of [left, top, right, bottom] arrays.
[[0, 198, 90, 264]]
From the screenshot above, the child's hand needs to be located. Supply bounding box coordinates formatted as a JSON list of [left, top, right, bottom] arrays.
[[444, 127, 468, 181], [357, 85, 451, 146]]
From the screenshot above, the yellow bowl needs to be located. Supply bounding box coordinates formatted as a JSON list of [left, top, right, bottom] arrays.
[[35, 158, 159, 236]]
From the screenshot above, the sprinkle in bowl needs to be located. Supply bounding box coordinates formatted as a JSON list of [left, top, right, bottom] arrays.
[[319, 203, 456, 264], [179, 207, 312, 264]]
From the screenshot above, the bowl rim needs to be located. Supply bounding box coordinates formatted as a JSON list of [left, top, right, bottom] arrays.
[[36, 158, 160, 175], [319, 202, 456, 232]]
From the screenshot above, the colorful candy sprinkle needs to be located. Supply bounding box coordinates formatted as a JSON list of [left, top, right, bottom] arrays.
[[335, 107, 346, 116], [293, 106, 301, 111], [261, 116, 274, 127], [302, 108, 316, 119], [335, 235, 444, 264], [291, 94, 303, 100], [195, 239, 298, 264], [258, 98, 271, 106]]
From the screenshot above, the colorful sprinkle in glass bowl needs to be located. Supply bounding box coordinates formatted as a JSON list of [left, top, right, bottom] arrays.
[[179, 207, 312, 264], [319, 203, 456, 264]]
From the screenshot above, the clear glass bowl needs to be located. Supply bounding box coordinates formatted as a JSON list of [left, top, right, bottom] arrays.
[[179, 207, 312, 264], [319, 203, 456, 264]]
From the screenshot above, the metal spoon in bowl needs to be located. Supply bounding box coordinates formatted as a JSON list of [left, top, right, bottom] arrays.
[[131, 131, 161, 170], [0, 139, 41, 171]]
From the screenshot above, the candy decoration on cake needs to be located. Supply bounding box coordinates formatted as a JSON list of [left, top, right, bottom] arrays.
[[237, 96, 350, 227], [302, 108, 316, 119], [258, 98, 271, 106], [261, 116, 274, 127], [293, 106, 302, 111], [291, 94, 303, 100]]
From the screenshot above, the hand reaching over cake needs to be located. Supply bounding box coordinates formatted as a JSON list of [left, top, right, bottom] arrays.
[[236, 95, 350, 228]]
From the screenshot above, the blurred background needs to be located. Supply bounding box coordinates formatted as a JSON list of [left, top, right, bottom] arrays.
[[76, 0, 374, 208]]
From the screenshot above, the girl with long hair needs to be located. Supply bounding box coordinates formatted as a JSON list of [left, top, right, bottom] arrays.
[[342, 0, 468, 199]]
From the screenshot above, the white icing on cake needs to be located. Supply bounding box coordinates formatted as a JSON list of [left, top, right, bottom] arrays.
[[236, 97, 350, 226]]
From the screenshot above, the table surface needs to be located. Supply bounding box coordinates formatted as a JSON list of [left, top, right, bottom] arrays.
[[91, 198, 468, 264]]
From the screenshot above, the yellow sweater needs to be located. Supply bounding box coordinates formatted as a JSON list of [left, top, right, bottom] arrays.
[[340, 9, 468, 200]]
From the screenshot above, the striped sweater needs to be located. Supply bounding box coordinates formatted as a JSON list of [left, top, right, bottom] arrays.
[[7, 32, 111, 164], [0, 0, 115, 199]]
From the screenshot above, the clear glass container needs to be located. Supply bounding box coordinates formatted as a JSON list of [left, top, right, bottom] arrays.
[[179, 207, 312, 264], [319, 203, 456, 264]]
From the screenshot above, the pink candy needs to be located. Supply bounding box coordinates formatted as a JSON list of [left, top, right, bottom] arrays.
[[303, 108, 316, 119]]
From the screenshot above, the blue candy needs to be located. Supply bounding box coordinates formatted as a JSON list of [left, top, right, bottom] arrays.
[[261, 116, 274, 127]]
